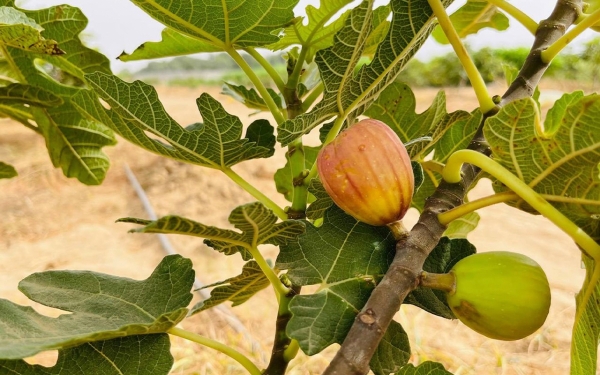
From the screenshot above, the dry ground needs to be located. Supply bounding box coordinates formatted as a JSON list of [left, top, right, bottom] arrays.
[[0, 84, 590, 374]]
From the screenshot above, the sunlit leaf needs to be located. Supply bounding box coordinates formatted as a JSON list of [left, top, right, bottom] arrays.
[[0, 255, 193, 359], [221, 82, 282, 112], [443, 212, 480, 239], [0, 335, 174, 375], [364, 5, 391, 56], [119, 27, 221, 61], [571, 255, 600, 375], [129, 0, 297, 50], [0, 161, 17, 179], [120, 202, 305, 260], [268, 0, 353, 62], [75, 73, 272, 169], [432, 0, 509, 44], [485, 95, 600, 240], [278, 0, 453, 146], [0, 1, 115, 185], [190, 261, 269, 315], [0, 6, 63, 55], [395, 361, 453, 374]]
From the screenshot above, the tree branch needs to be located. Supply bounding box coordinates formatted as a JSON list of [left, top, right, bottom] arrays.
[[323, 1, 582, 373]]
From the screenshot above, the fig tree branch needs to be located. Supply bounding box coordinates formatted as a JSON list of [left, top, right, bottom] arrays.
[[323, 1, 582, 374]]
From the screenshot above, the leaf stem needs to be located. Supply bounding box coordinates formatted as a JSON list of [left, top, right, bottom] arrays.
[[427, 0, 496, 113], [249, 246, 290, 300], [301, 82, 324, 111], [168, 326, 262, 375], [223, 167, 287, 220], [485, 0, 538, 35], [287, 47, 309, 93], [541, 7, 598, 63], [227, 48, 286, 124], [244, 47, 286, 93], [442, 149, 600, 260], [437, 191, 518, 225]]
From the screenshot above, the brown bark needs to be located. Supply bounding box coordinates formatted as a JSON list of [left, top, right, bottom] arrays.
[[323, 1, 582, 373]]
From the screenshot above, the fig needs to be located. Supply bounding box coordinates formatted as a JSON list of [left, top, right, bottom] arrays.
[[317, 119, 414, 226], [446, 251, 551, 341]]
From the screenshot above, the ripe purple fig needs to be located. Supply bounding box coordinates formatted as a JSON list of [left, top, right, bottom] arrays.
[[317, 119, 414, 226]]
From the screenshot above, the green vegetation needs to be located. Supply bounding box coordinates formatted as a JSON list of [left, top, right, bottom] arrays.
[[130, 41, 600, 89]]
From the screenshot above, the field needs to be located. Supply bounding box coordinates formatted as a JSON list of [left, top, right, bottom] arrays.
[[0, 84, 587, 374]]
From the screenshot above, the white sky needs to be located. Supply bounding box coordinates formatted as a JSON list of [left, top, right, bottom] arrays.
[[16, 0, 597, 72]]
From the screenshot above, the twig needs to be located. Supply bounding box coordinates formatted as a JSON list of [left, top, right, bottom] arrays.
[[323, 1, 582, 373], [123, 164, 267, 363]]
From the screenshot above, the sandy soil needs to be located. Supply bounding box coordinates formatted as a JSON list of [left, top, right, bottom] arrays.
[[0, 84, 588, 374]]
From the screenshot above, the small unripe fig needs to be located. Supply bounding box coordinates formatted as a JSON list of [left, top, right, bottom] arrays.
[[317, 119, 414, 226], [447, 251, 551, 341]]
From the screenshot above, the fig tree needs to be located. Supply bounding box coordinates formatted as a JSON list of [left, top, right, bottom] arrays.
[[316, 119, 414, 226], [445, 251, 551, 341]]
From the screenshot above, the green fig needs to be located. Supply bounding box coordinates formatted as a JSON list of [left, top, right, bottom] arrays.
[[317, 119, 414, 226], [446, 251, 551, 341]]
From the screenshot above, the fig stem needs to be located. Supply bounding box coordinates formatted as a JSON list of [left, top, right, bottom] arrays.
[[223, 168, 288, 221], [438, 191, 517, 225], [486, 0, 538, 35], [442, 149, 600, 261], [387, 221, 409, 241], [542, 6, 599, 63], [249, 246, 291, 301], [427, 0, 497, 114], [419, 271, 456, 294], [168, 327, 262, 375]]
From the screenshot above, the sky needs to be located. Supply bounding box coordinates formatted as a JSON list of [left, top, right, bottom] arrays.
[[16, 0, 598, 72]]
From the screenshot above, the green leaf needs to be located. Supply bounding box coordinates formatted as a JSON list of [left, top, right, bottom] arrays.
[[365, 82, 479, 162], [0, 83, 62, 107], [119, 27, 221, 61], [370, 321, 411, 375], [190, 261, 269, 315], [364, 5, 391, 56], [129, 0, 297, 50], [432, 0, 509, 44], [277, 205, 396, 354], [484, 95, 600, 240], [0, 255, 193, 360], [404, 238, 476, 319], [275, 145, 320, 202], [412, 171, 438, 212], [0, 6, 63, 55], [221, 82, 282, 112], [443, 212, 480, 239], [268, 0, 353, 62], [0, 335, 174, 375], [245, 119, 276, 157], [75, 73, 272, 169], [120, 202, 305, 261], [0, 161, 17, 179], [1, 2, 115, 185], [412, 161, 425, 196], [306, 178, 333, 220], [571, 255, 600, 375], [395, 361, 453, 374], [278, 0, 453, 146]]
